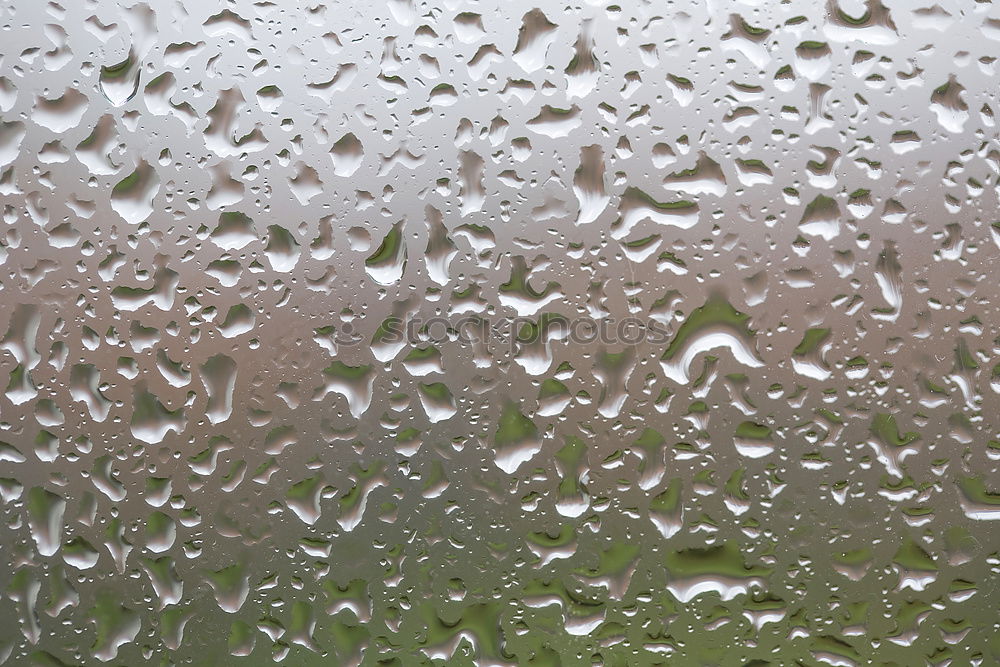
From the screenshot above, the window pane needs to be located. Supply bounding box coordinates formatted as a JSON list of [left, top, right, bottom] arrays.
[[1, 0, 998, 664]]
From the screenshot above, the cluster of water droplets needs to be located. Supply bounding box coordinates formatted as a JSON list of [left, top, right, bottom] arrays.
[[1, 0, 1000, 664]]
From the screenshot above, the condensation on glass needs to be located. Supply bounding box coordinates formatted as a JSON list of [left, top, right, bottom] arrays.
[[0, 0, 998, 664]]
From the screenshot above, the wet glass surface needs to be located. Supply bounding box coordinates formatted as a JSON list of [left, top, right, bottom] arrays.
[[1, 0, 1000, 664]]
